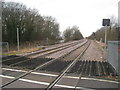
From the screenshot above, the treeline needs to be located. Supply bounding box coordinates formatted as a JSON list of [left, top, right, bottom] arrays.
[[89, 16, 120, 42], [2, 2, 60, 46], [2, 2, 84, 49], [63, 26, 83, 42]]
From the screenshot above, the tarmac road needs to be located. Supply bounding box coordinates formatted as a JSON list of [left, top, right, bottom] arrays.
[[1, 68, 119, 89]]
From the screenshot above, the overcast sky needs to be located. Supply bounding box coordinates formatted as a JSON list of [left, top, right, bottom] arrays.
[[6, 0, 119, 37]]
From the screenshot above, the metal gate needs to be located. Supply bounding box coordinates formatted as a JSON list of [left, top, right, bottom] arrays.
[[107, 41, 120, 75]]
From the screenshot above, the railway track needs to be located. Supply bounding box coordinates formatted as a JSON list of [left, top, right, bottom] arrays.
[[2, 40, 84, 62], [1, 39, 118, 89], [44, 40, 118, 89], [1, 39, 88, 89], [45, 40, 91, 89], [2, 39, 85, 67]]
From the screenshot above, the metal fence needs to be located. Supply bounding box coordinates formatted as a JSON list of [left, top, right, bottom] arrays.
[[0, 42, 9, 54], [107, 41, 120, 75]]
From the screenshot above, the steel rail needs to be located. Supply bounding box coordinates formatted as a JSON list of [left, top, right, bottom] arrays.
[[74, 60, 87, 89], [74, 41, 91, 89], [45, 40, 91, 90], [1, 39, 88, 89]]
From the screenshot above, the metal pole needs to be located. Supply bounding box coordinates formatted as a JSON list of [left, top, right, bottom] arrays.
[[6, 42, 9, 54], [17, 28, 20, 51], [104, 25, 107, 60], [105, 25, 107, 51]]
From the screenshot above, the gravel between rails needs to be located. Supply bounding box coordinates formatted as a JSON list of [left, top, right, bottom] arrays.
[[45, 39, 86, 59], [23, 40, 84, 57], [80, 40, 105, 61], [61, 42, 90, 61], [28, 40, 83, 59], [2, 40, 83, 61]]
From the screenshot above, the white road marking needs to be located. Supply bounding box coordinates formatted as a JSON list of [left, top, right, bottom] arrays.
[[2, 68, 79, 79], [55, 84, 75, 88], [0, 75, 14, 79], [2, 68, 119, 83], [31, 72, 58, 77], [64, 76, 79, 79], [19, 78, 49, 86], [81, 77, 119, 83], [76, 87, 95, 90], [0, 75, 84, 88], [2, 68, 58, 76], [2, 68, 26, 73]]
